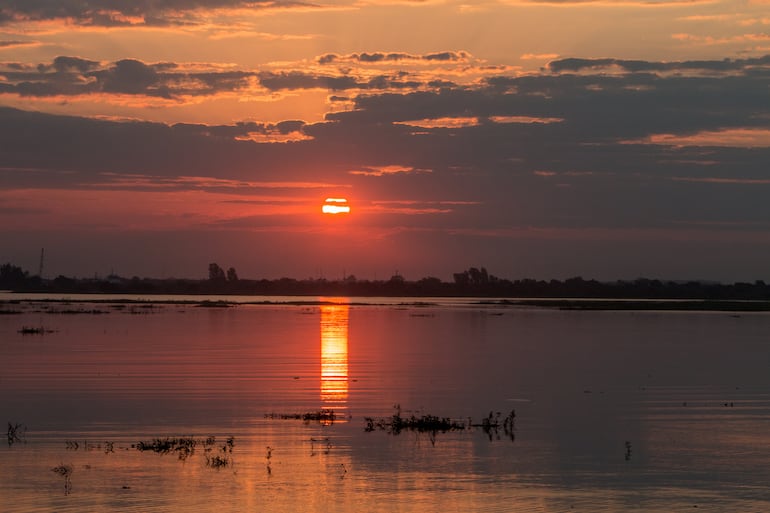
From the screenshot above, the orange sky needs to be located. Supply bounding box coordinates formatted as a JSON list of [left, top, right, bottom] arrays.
[[2, 0, 770, 281]]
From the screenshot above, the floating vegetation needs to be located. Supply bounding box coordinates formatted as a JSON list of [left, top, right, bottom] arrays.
[[133, 435, 235, 469], [364, 405, 466, 445], [135, 437, 197, 461], [204, 436, 235, 470], [265, 409, 337, 425], [18, 325, 55, 335], [7, 422, 27, 446], [65, 440, 113, 452], [51, 464, 73, 495], [364, 406, 516, 445], [0, 309, 22, 315], [472, 410, 516, 441]]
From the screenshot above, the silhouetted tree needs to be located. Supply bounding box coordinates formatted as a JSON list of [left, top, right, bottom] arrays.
[[0, 263, 29, 289], [208, 263, 226, 282], [453, 271, 469, 287], [226, 267, 239, 282]]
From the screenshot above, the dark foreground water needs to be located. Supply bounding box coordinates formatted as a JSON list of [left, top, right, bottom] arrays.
[[2, 297, 770, 512]]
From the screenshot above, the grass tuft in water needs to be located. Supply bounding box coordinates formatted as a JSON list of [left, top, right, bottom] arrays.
[[365, 406, 517, 444], [18, 325, 55, 335], [364, 405, 466, 445], [7, 422, 27, 446], [51, 464, 73, 495], [265, 409, 337, 424], [135, 437, 197, 461]]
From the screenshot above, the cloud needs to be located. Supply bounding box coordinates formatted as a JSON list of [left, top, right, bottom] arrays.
[[0, 40, 41, 49], [499, 0, 713, 5], [633, 128, 770, 148], [0, 1, 313, 28], [0, 56, 255, 99], [257, 70, 363, 91], [349, 165, 429, 176], [317, 51, 472, 65], [671, 32, 770, 46], [547, 55, 770, 73], [3, 51, 770, 245]]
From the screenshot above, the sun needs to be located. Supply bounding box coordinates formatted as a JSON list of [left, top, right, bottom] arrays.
[[322, 197, 351, 215]]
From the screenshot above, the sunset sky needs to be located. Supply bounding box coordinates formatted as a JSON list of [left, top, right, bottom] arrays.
[[2, 0, 770, 282]]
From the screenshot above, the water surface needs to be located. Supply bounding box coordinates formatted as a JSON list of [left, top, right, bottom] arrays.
[[2, 298, 769, 511]]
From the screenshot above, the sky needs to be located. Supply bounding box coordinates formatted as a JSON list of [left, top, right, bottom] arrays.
[[1, 0, 770, 282]]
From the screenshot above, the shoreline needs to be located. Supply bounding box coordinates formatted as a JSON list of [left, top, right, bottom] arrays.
[[3, 294, 770, 311]]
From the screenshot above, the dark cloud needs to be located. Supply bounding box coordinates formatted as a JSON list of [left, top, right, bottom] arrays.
[[0, 0, 309, 27], [0, 40, 38, 48], [48, 55, 100, 73], [548, 55, 770, 74], [0, 56, 254, 98], [171, 119, 307, 139], [316, 51, 470, 65], [2, 53, 770, 248], [258, 71, 362, 91], [1, 54, 469, 100], [257, 70, 426, 91]]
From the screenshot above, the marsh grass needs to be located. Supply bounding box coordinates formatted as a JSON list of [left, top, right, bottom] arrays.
[[7, 422, 26, 446], [365, 406, 516, 444], [265, 409, 337, 424], [18, 326, 55, 335], [133, 435, 235, 469], [51, 464, 73, 495], [135, 437, 197, 461], [204, 436, 235, 470]]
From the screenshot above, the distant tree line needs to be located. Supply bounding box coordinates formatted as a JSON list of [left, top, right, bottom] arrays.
[[2, 262, 770, 300]]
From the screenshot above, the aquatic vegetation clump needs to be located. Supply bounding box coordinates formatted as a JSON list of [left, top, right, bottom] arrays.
[[133, 435, 235, 469], [364, 405, 465, 435], [18, 325, 55, 335], [364, 406, 517, 444], [204, 436, 235, 470], [474, 410, 516, 441], [136, 437, 197, 461], [265, 409, 337, 424], [51, 464, 73, 495], [7, 422, 27, 446]]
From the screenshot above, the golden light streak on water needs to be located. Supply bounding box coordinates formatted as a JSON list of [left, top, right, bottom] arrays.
[[320, 303, 349, 407]]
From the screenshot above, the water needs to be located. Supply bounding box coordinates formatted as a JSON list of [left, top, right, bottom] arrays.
[[2, 297, 770, 511]]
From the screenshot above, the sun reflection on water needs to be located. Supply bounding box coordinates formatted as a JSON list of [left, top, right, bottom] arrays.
[[320, 302, 349, 407]]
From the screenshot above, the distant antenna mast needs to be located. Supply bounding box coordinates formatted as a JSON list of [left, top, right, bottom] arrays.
[[38, 248, 45, 277]]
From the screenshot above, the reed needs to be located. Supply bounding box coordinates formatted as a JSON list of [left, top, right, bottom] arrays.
[[7, 422, 26, 446]]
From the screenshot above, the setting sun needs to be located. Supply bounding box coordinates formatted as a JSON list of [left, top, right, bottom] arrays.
[[322, 197, 351, 215]]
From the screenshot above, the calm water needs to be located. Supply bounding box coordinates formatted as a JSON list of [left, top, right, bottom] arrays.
[[2, 297, 770, 512]]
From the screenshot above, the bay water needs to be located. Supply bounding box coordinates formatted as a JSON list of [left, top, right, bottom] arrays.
[[2, 297, 769, 511]]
